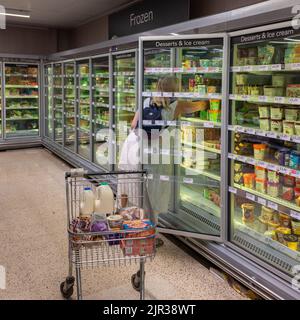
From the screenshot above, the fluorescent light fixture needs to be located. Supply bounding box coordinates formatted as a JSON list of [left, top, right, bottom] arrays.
[[284, 37, 300, 42], [170, 33, 179, 36], [0, 12, 30, 18]]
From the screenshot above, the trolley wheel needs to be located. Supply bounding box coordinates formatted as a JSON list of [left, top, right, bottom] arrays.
[[131, 270, 145, 292], [60, 276, 75, 299]]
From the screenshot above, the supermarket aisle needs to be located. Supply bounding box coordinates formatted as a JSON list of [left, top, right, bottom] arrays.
[[0, 148, 246, 300]]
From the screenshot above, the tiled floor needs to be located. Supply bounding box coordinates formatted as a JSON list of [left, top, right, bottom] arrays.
[[0, 148, 246, 300]]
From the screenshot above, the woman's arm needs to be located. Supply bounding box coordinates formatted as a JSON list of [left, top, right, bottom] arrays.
[[131, 111, 139, 129], [174, 100, 209, 119]]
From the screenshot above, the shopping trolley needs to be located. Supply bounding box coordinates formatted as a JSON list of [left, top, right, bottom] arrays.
[[60, 169, 156, 300]]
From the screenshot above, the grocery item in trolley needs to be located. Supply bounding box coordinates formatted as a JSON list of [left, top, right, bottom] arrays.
[[94, 182, 114, 218], [80, 187, 95, 217]]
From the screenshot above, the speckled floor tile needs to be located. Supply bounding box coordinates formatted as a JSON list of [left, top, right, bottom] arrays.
[[0, 148, 246, 300]]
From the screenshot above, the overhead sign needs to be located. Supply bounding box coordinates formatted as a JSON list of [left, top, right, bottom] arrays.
[[232, 26, 300, 44], [109, 0, 190, 39], [143, 38, 223, 49]]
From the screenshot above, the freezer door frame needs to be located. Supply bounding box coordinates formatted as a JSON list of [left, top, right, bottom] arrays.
[[138, 34, 229, 242]]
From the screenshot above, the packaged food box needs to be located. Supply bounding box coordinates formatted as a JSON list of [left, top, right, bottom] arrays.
[[122, 219, 155, 238]]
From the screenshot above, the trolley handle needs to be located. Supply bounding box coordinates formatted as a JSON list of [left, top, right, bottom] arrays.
[[65, 168, 147, 179]]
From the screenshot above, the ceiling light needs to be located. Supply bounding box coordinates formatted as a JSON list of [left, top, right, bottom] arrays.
[[0, 12, 30, 18], [170, 33, 179, 36]]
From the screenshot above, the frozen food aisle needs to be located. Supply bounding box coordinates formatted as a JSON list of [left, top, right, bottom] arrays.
[[0, 148, 245, 300]]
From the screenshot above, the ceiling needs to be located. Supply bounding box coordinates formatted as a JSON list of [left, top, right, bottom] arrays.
[[0, 0, 139, 28]]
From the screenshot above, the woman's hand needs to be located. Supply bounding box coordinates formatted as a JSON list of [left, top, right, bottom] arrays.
[[131, 111, 139, 130], [174, 100, 209, 118]]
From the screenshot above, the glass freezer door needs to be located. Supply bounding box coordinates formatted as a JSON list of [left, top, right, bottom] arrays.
[[113, 51, 136, 169], [229, 23, 300, 277], [53, 63, 63, 144], [76, 60, 91, 160], [44, 64, 53, 139], [63, 62, 76, 152], [5, 63, 39, 138], [140, 35, 228, 241], [92, 55, 110, 169]]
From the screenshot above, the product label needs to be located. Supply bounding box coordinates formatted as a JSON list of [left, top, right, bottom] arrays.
[[268, 201, 278, 211], [246, 193, 255, 201], [183, 177, 193, 184], [257, 197, 267, 206], [290, 210, 300, 221], [229, 186, 237, 194]]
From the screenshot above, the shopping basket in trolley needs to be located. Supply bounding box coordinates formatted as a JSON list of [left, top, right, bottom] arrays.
[[60, 169, 156, 300]]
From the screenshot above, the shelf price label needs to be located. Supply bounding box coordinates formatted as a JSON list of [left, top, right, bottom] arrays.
[[229, 94, 235, 100], [256, 130, 266, 137], [290, 210, 300, 221], [258, 65, 269, 71], [244, 65, 253, 72], [292, 136, 300, 144], [183, 177, 193, 184], [273, 96, 285, 104], [271, 64, 282, 71], [229, 186, 237, 194], [246, 193, 255, 201], [204, 122, 214, 128], [237, 155, 246, 162], [267, 201, 278, 211], [241, 95, 250, 101], [257, 197, 267, 206], [266, 131, 277, 138], [143, 120, 152, 125], [167, 121, 177, 126], [163, 92, 173, 97], [228, 153, 235, 160], [286, 63, 300, 70], [288, 97, 300, 105], [245, 128, 256, 134], [258, 95, 267, 102], [231, 66, 241, 72], [160, 175, 170, 181], [281, 134, 291, 141], [247, 158, 256, 165], [267, 163, 277, 171]]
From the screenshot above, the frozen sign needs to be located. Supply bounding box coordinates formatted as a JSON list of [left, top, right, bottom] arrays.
[[233, 27, 300, 44], [130, 11, 154, 27]]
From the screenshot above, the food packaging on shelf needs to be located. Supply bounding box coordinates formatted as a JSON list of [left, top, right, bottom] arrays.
[[209, 99, 221, 111], [270, 119, 283, 133], [255, 178, 267, 193], [283, 174, 295, 187], [272, 75, 286, 87], [264, 86, 284, 97], [289, 151, 300, 169], [282, 185, 294, 201], [270, 106, 283, 120], [276, 227, 292, 244], [285, 108, 299, 121], [243, 173, 256, 189], [264, 230, 277, 240], [257, 217, 268, 233], [258, 105, 270, 118], [279, 213, 291, 228], [267, 181, 280, 197], [255, 166, 267, 180], [253, 144, 267, 160], [286, 84, 300, 97], [261, 206, 275, 222], [241, 203, 255, 224], [284, 234, 299, 251], [283, 120, 295, 135], [267, 170, 279, 183], [258, 45, 275, 65], [268, 220, 280, 231], [291, 220, 300, 235], [208, 110, 221, 122], [295, 121, 300, 135], [259, 118, 270, 131]]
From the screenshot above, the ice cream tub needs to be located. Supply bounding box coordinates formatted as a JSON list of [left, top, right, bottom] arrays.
[[283, 234, 298, 251], [285, 108, 299, 121], [260, 206, 274, 222], [241, 203, 255, 224], [253, 144, 267, 160], [276, 227, 292, 244], [270, 106, 283, 120], [259, 118, 270, 131], [283, 120, 295, 135], [270, 119, 283, 133], [258, 105, 270, 118]]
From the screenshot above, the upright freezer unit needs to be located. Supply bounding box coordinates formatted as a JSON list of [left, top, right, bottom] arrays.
[[112, 51, 137, 169], [4, 63, 39, 138], [63, 61, 76, 152], [92, 55, 111, 169], [139, 35, 228, 241], [228, 22, 300, 278]]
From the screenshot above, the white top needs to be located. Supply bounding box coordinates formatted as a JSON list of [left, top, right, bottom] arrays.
[[143, 98, 178, 121]]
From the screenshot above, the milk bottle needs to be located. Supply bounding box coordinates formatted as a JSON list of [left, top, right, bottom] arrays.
[[94, 182, 114, 217], [80, 187, 95, 217]]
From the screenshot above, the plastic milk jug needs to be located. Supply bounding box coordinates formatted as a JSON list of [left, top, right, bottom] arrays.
[[94, 182, 114, 216], [80, 187, 95, 217]]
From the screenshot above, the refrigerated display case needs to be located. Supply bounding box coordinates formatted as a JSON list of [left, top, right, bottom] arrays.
[[0, 64, 2, 139], [228, 22, 300, 278], [53, 63, 63, 145], [76, 59, 91, 160], [64, 61, 76, 152], [139, 35, 228, 240], [92, 55, 111, 169], [44, 64, 53, 139], [4, 63, 39, 138], [113, 51, 137, 169]]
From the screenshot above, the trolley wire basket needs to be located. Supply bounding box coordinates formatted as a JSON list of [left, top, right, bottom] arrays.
[[60, 169, 156, 300]]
